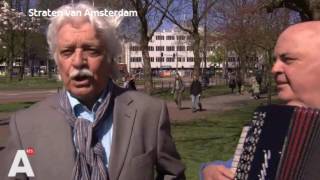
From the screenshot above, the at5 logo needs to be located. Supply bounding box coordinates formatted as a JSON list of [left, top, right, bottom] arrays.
[[8, 148, 35, 177]]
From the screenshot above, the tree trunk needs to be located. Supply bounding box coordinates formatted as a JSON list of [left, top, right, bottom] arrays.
[[19, 30, 27, 81], [18, 0, 30, 81], [141, 36, 153, 94], [31, 58, 35, 77], [7, 31, 14, 81], [193, 33, 201, 78]]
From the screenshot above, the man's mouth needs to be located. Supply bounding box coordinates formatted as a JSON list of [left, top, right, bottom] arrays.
[[72, 75, 91, 86]]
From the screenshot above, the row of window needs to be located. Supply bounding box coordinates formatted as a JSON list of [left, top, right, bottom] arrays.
[[129, 57, 195, 62], [130, 45, 216, 52], [155, 35, 192, 41]]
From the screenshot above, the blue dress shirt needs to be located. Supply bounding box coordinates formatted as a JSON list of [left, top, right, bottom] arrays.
[[67, 91, 113, 167]]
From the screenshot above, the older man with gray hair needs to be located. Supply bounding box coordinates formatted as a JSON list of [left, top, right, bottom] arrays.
[[0, 2, 185, 180]]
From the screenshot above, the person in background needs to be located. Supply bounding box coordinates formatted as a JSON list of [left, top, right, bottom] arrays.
[[201, 21, 320, 180], [251, 76, 260, 99], [228, 73, 236, 93], [236, 74, 243, 95], [190, 75, 202, 112], [172, 72, 185, 110]]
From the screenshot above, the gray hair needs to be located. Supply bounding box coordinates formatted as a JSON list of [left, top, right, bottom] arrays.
[[47, 2, 122, 65]]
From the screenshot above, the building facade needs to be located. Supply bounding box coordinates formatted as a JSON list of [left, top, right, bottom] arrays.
[[124, 30, 218, 77]]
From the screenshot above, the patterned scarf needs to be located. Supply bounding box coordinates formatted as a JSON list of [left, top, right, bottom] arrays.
[[58, 82, 114, 180]]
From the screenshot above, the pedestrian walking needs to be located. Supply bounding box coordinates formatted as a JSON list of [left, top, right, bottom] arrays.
[[172, 73, 184, 110], [190, 75, 202, 112], [251, 76, 260, 99], [236, 74, 243, 94], [228, 73, 236, 93]]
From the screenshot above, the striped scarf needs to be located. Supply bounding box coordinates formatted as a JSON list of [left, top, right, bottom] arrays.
[[58, 83, 114, 180]]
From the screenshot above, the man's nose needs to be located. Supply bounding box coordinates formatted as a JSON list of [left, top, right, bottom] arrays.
[[72, 49, 87, 68], [271, 59, 283, 75]]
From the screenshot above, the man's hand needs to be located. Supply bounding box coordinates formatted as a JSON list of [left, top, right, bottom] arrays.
[[202, 165, 234, 180]]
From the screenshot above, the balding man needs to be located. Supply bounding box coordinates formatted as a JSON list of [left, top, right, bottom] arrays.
[[202, 21, 320, 180], [0, 2, 185, 180]]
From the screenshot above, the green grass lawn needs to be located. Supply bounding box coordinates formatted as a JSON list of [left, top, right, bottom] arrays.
[[0, 76, 62, 90], [152, 85, 231, 101], [172, 99, 266, 180]]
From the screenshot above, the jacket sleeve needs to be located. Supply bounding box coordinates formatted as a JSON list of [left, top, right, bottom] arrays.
[[156, 102, 186, 180], [0, 114, 28, 180]]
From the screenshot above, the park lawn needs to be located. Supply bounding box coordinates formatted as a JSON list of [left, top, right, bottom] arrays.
[[152, 85, 231, 101], [0, 77, 62, 90], [171, 99, 266, 180]]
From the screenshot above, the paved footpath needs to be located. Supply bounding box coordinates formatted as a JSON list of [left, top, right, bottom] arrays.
[[167, 93, 254, 122]]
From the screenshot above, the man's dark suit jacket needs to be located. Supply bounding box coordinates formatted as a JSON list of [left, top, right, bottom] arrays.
[[0, 85, 185, 180]]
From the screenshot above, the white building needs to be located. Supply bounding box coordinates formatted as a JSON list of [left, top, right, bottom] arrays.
[[124, 30, 217, 77]]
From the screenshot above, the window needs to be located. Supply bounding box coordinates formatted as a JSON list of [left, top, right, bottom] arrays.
[[130, 46, 140, 51], [148, 46, 154, 51], [187, 46, 193, 51], [148, 57, 154, 62], [177, 35, 185, 40], [130, 57, 142, 62], [177, 57, 185, 62], [166, 35, 175, 40], [177, 46, 185, 51], [156, 35, 164, 40], [166, 57, 174, 62], [156, 46, 164, 51], [166, 46, 175, 51], [156, 57, 164, 62], [187, 57, 194, 62], [187, 36, 192, 40]]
